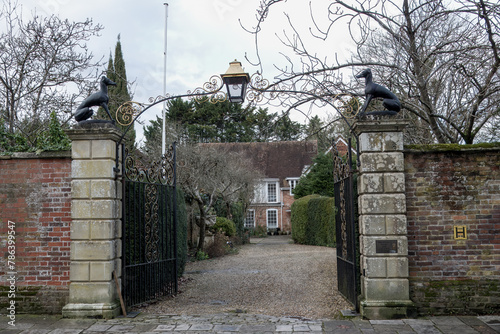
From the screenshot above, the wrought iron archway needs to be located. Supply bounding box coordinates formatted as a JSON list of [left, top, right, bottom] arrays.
[[112, 69, 362, 311]]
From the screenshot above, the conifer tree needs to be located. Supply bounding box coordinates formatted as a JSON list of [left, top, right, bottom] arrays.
[[98, 35, 136, 149], [106, 53, 116, 83]]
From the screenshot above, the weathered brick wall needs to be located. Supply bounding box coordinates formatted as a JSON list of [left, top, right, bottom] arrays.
[[405, 145, 500, 315], [0, 152, 72, 314]]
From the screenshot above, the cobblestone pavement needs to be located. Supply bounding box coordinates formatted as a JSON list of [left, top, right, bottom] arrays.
[[1, 313, 499, 333]]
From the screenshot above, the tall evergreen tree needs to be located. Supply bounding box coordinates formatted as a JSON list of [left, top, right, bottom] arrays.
[[98, 35, 136, 149], [106, 53, 116, 83], [293, 152, 334, 199], [305, 116, 331, 153]]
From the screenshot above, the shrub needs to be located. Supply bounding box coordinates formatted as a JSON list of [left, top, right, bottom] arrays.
[[306, 196, 336, 247], [205, 232, 230, 258], [212, 200, 249, 244], [195, 250, 209, 261], [36, 111, 71, 152], [249, 225, 267, 238], [291, 194, 336, 247], [291, 194, 320, 244], [0, 118, 29, 154], [211, 217, 236, 237]]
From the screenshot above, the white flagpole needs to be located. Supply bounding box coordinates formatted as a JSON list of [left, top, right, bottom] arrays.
[[162, 3, 169, 155]]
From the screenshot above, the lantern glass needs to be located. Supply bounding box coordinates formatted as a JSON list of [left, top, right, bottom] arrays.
[[224, 77, 247, 103], [221, 60, 250, 104]]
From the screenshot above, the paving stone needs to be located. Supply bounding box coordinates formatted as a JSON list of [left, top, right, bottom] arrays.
[[403, 319, 443, 333], [352, 318, 373, 329], [126, 324, 158, 332], [5, 313, 499, 334], [187, 324, 213, 331], [275, 324, 293, 332], [478, 316, 500, 333], [83, 324, 113, 332], [308, 324, 323, 331], [359, 329, 376, 333], [429, 316, 464, 326], [14, 329, 50, 334], [369, 320, 405, 325], [459, 316, 490, 327], [239, 324, 275, 332], [434, 325, 479, 334], [153, 324, 176, 331], [46, 329, 86, 334], [0, 329, 23, 334], [471, 325, 498, 334], [293, 324, 311, 331], [324, 320, 361, 332], [18, 316, 62, 330], [212, 324, 241, 332], [2, 322, 34, 331], [173, 324, 190, 331], [49, 319, 97, 329], [107, 325, 135, 331], [371, 326, 413, 333]]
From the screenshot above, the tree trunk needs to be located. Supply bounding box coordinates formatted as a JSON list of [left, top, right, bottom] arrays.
[[402, 0, 447, 144], [196, 200, 207, 251], [226, 201, 232, 220]]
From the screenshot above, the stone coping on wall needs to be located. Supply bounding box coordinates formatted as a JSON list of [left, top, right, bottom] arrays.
[[404, 142, 500, 153], [0, 150, 71, 159]]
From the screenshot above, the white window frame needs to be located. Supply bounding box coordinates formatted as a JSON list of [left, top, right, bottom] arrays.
[[267, 209, 278, 229], [267, 181, 279, 203], [244, 209, 255, 228], [287, 178, 299, 195]]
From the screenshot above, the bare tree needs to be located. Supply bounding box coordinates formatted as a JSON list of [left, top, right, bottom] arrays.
[[177, 144, 261, 250], [245, 0, 500, 144], [0, 1, 103, 146]]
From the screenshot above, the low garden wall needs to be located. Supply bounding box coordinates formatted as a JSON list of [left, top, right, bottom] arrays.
[[405, 144, 500, 315], [0, 152, 72, 314]]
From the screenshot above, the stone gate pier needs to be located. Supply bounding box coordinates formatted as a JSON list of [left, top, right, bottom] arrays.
[[354, 119, 415, 319], [62, 123, 122, 318]]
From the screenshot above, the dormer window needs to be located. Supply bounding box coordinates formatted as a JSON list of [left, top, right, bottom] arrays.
[[288, 178, 299, 195]]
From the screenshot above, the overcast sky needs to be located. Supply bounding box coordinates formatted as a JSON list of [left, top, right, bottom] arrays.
[[17, 0, 354, 143]]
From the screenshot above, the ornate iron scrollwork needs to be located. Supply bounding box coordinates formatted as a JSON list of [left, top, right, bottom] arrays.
[[245, 72, 362, 123], [116, 101, 144, 127], [123, 145, 175, 186], [116, 75, 227, 134], [333, 142, 350, 259], [188, 75, 226, 103], [144, 183, 160, 263]]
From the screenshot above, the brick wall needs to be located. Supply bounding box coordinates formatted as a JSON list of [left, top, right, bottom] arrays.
[[0, 152, 72, 314], [405, 146, 500, 315], [250, 188, 294, 233]]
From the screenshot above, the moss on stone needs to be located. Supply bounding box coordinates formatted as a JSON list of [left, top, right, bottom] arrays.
[[405, 142, 500, 152]]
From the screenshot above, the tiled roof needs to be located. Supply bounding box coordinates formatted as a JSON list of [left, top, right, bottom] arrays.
[[200, 141, 317, 186]]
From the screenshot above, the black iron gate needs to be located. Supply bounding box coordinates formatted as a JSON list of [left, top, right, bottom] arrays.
[[333, 138, 360, 311], [121, 144, 178, 309]]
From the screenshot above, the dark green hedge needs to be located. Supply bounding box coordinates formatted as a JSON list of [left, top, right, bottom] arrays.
[[176, 188, 188, 277], [291, 194, 336, 247]]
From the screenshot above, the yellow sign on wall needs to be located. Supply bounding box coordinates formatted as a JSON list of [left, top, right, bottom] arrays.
[[454, 226, 467, 240]]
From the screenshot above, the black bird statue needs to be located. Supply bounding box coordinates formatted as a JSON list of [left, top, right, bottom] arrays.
[[74, 76, 117, 122], [356, 68, 400, 117]]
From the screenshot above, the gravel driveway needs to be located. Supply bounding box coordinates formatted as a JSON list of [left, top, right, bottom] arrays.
[[140, 235, 352, 320]]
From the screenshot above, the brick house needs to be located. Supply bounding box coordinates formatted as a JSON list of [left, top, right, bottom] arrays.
[[206, 141, 318, 233]]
